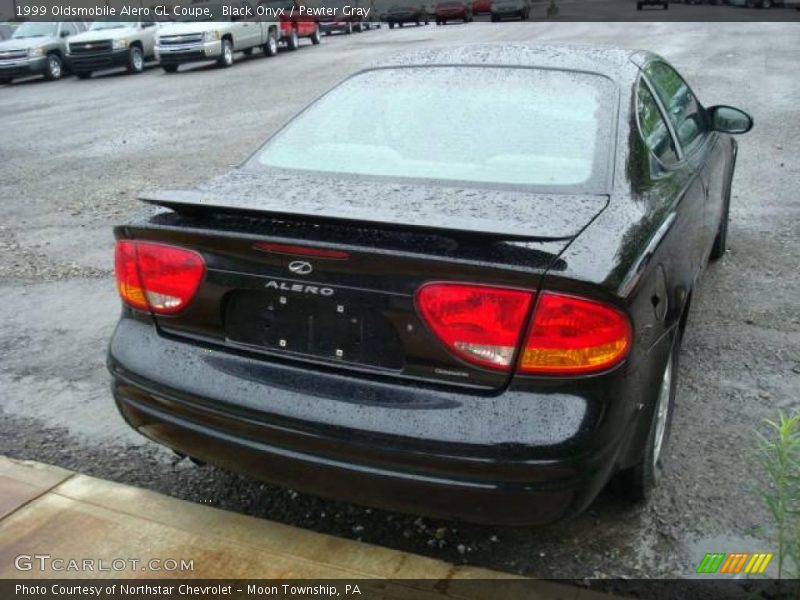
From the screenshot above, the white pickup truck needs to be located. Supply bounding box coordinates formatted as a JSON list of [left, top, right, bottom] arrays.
[[67, 21, 159, 79], [155, 0, 321, 73]]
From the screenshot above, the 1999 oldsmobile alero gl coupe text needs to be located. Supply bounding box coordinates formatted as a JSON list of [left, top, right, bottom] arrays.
[[108, 45, 752, 525]]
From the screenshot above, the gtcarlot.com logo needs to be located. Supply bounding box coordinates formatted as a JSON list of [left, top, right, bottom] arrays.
[[14, 554, 195, 572]]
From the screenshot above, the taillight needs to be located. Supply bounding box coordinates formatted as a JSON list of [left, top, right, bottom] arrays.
[[520, 292, 632, 375], [114, 241, 205, 315], [415, 283, 533, 370]]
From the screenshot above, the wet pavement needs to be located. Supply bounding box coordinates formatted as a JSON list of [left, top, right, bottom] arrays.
[[1, 22, 798, 580]]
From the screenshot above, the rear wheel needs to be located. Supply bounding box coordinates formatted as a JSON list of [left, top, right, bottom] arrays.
[[44, 53, 63, 80], [311, 25, 321, 44], [127, 45, 144, 74], [217, 38, 234, 67], [619, 333, 679, 501], [346, 22, 353, 34], [710, 196, 730, 260], [286, 28, 299, 50], [162, 64, 179, 73], [264, 30, 278, 56]]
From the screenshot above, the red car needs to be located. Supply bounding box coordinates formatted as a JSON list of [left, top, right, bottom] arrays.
[[435, 0, 473, 23], [472, 0, 492, 13], [259, 0, 321, 49]]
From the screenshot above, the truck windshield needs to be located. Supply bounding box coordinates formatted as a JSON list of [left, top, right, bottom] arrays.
[[253, 66, 615, 191], [12, 22, 58, 38]]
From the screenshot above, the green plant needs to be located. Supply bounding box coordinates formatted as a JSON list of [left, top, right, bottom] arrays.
[[755, 411, 800, 579]]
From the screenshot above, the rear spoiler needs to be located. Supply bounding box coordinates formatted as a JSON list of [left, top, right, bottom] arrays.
[[140, 189, 574, 242]]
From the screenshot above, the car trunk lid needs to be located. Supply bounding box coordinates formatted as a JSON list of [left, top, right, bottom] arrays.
[[126, 170, 608, 391]]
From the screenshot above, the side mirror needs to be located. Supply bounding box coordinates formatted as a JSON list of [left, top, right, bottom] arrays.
[[60, 30, 70, 38], [709, 105, 753, 135]]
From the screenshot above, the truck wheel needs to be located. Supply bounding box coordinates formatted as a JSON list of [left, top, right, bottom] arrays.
[[264, 31, 278, 56], [75, 71, 92, 79], [127, 45, 144, 74], [217, 38, 234, 67], [162, 64, 179, 73], [287, 29, 299, 51], [311, 26, 321, 45], [44, 54, 63, 81]]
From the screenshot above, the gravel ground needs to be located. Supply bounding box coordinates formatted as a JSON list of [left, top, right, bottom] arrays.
[[1, 21, 799, 582]]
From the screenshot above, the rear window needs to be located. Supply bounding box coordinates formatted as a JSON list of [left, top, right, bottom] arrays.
[[254, 66, 615, 191]]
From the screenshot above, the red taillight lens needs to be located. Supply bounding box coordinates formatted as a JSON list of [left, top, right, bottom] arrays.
[[415, 283, 533, 370], [520, 292, 632, 375], [114, 241, 205, 315]]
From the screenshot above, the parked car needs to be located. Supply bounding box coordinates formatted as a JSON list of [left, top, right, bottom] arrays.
[[387, 2, 430, 26], [318, 0, 373, 33], [472, 0, 493, 13], [490, 0, 531, 20], [0, 21, 85, 84], [109, 44, 751, 525], [67, 21, 159, 79], [0, 22, 16, 42], [435, 0, 474, 23], [259, 0, 322, 50], [158, 4, 272, 71], [637, 0, 669, 9]]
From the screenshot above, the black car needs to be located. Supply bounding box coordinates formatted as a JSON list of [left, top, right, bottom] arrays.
[[637, 0, 669, 9], [490, 0, 531, 20], [109, 45, 752, 525], [386, 3, 430, 26]]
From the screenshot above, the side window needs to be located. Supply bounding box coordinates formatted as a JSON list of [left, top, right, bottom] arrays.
[[645, 61, 708, 152], [637, 81, 678, 166]]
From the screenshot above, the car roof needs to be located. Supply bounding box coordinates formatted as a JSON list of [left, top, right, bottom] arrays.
[[372, 43, 658, 83]]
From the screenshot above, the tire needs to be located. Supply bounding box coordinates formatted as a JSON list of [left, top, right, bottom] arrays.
[[264, 30, 278, 56], [311, 25, 321, 44], [345, 22, 353, 34], [75, 71, 92, 79], [710, 194, 730, 260], [44, 53, 63, 81], [287, 29, 299, 50], [217, 38, 234, 67], [618, 332, 680, 502], [162, 64, 179, 73], [127, 45, 144, 74]]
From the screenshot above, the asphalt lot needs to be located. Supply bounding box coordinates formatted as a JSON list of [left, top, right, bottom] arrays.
[[1, 21, 799, 581]]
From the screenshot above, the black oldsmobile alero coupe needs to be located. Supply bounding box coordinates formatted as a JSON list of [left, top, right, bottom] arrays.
[[109, 45, 752, 525]]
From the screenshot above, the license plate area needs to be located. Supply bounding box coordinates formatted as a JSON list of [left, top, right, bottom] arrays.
[[224, 288, 404, 370]]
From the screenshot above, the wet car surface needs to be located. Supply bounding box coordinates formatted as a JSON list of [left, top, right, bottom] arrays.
[[1, 22, 797, 578]]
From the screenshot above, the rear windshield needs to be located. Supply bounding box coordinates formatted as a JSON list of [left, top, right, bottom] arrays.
[[253, 66, 615, 191]]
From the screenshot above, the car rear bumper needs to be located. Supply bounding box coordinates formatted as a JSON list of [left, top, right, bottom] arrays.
[[0, 56, 47, 79], [69, 48, 130, 71], [108, 316, 632, 525]]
